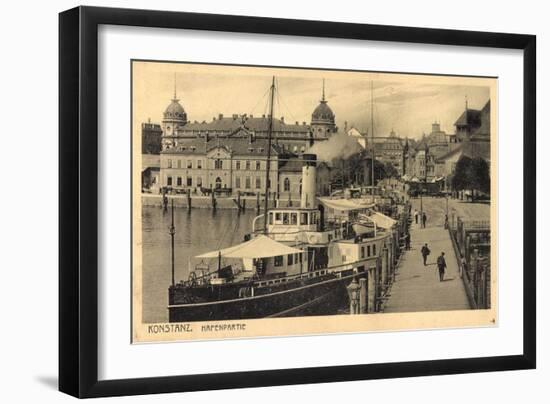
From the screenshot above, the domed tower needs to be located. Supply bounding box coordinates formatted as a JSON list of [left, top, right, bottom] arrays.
[[311, 80, 336, 139], [161, 75, 187, 139]]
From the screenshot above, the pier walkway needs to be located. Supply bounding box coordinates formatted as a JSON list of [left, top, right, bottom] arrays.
[[384, 199, 470, 313]]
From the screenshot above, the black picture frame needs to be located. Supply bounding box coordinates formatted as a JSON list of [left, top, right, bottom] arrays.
[[59, 6, 536, 398]]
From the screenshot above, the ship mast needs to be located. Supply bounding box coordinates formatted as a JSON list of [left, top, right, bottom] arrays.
[[169, 199, 175, 287], [263, 76, 276, 234]]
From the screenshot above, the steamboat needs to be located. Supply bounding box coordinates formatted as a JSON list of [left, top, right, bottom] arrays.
[[167, 78, 408, 322]]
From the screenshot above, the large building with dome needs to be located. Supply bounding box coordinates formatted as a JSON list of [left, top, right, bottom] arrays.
[[142, 81, 336, 196], [158, 81, 337, 155]]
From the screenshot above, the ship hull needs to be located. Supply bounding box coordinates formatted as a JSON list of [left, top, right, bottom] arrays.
[[168, 272, 363, 322]]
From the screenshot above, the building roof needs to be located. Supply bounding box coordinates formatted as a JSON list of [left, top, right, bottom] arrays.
[[435, 144, 464, 163], [435, 140, 490, 163], [178, 115, 310, 134], [164, 98, 186, 121], [161, 136, 285, 157], [471, 100, 490, 139], [311, 100, 335, 124], [454, 108, 482, 127], [278, 158, 304, 173]]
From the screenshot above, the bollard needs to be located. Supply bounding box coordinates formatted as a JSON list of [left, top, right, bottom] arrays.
[[359, 278, 368, 314], [237, 191, 241, 211], [256, 193, 260, 212]]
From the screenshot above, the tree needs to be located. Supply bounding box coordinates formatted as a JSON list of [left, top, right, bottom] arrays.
[[472, 157, 490, 194], [382, 162, 400, 179], [451, 155, 490, 201]]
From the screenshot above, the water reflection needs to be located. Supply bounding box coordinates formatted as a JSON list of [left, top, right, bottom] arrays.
[[141, 206, 257, 323]]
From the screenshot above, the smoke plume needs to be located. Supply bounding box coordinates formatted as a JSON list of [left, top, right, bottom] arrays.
[[308, 131, 362, 163]]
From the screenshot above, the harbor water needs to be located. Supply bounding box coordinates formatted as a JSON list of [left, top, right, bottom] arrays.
[[141, 206, 258, 323]]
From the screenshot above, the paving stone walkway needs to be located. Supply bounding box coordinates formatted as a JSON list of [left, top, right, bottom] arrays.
[[384, 199, 471, 313]]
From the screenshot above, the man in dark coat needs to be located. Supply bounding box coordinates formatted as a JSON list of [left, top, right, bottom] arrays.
[[437, 252, 447, 281], [421, 243, 430, 266], [422, 212, 427, 228]]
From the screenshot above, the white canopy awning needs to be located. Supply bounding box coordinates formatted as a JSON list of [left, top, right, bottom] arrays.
[[319, 198, 375, 212], [195, 235, 303, 259], [368, 211, 397, 229]]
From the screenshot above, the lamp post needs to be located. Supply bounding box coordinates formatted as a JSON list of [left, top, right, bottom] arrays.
[[420, 142, 429, 227], [346, 278, 361, 314]]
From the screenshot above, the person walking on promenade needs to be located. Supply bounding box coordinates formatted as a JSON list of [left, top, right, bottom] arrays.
[[444, 214, 449, 229], [437, 252, 447, 281], [414, 209, 419, 224], [459, 254, 467, 278], [405, 232, 411, 250], [421, 243, 430, 266], [422, 212, 427, 228]]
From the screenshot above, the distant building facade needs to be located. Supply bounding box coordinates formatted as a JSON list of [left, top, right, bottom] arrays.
[[141, 120, 162, 154], [150, 80, 337, 197], [434, 100, 491, 185]]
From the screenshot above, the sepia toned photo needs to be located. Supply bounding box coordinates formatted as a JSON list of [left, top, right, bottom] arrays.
[[131, 61, 497, 343]]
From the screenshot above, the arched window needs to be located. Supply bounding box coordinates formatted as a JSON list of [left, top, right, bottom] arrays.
[[284, 178, 290, 192], [215, 177, 222, 189]]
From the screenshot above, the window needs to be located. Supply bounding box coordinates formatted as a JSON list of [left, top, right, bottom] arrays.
[[246, 160, 251, 170], [291, 213, 298, 225], [167, 159, 172, 168], [373, 244, 377, 256], [361, 246, 365, 258], [274, 255, 283, 267], [268, 212, 273, 224], [255, 177, 261, 189], [187, 160, 193, 169], [235, 177, 241, 188], [245, 177, 251, 189], [177, 159, 181, 168], [256, 161, 261, 170], [299, 253, 302, 263], [367, 245, 371, 257], [288, 254, 294, 265], [176, 177, 182, 186], [197, 160, 202, 169], [342, 255, 347, 262], [300, 212, 308, 225], [283, 213, 289, 225], [197, 177, 202, 186], [215, 159, 223, 169], [167, 176, 172, 186], [187, 176, 192, 186], [275, 212, 282, 222], [283, 178, 290, 192], [236, 161, 241, 170]]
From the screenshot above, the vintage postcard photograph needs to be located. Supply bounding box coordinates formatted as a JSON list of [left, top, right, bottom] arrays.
[[132, 61, 497, 343]]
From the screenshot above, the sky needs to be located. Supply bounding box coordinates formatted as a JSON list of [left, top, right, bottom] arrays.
[[133, 61, 493, 140]]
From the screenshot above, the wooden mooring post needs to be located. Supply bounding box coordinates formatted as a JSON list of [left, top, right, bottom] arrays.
[[211, 189, 216, 209]]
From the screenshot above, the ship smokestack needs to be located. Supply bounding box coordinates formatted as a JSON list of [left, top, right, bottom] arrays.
[[301, 154, 317, 208]]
